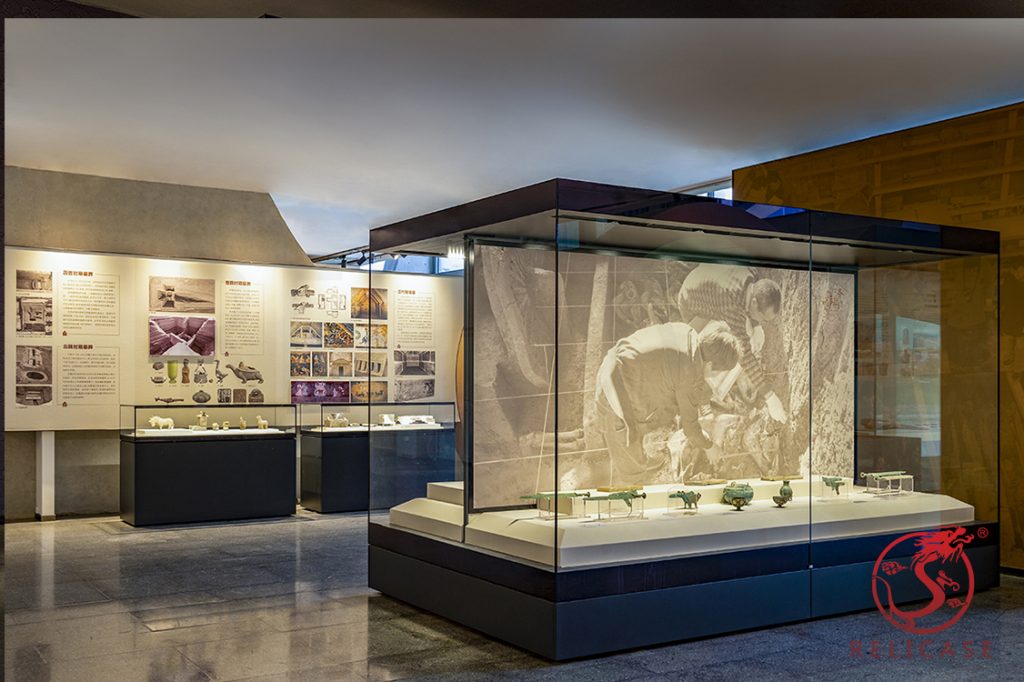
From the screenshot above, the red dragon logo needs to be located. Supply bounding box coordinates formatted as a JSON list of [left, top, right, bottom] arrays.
[[871, 526, 975, 635]]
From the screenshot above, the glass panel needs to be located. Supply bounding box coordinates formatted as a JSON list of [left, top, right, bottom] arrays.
[[809, 214, 998, 615], [549, 203, 812, 571], [120, 403, 296, 438], [365, 252, 463, 540]]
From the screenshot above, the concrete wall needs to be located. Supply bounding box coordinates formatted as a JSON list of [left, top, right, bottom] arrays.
[[5, 166, 313, 267], [4, 432, 37, 521]]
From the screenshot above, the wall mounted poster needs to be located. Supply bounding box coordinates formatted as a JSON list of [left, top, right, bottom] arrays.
[[5, 247, 462, 430]]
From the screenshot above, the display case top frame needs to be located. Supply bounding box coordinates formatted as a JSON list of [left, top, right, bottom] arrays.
[[368, 179, 999, 265]]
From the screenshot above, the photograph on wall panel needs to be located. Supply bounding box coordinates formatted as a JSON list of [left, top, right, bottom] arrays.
[[471, 244, 855, 509], [149, 276, 216, 313], [291, 380, 350, 404], [148, 316, 216, 356], [351, 287, 388, 320], [350, 380, 388, 403]]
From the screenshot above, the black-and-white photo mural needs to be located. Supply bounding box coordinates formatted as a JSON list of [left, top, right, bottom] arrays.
[[471, 244, 854, 509]]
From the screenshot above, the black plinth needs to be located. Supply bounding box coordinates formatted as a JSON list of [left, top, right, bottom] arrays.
[[369, 520, 1000, 660], [300, 431, 368, 513], [301, 426, 456, 513], [120, 433, 296, 526]]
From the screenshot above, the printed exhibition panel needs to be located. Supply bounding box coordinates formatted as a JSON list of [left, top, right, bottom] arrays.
[[471, 244, 855, 509], [4, 247, 462, 431]]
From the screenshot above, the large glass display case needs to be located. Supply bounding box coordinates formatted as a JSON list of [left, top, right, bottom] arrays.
[[365, 180, 999, 660], [119, 403, 297, 526], [299, 402, 456, 513]]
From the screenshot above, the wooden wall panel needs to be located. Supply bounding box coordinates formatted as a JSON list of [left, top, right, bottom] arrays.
[[734, 101, 1023, 569]]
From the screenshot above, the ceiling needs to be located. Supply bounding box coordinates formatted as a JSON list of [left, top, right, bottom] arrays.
[[6, 19, 1024, 255]]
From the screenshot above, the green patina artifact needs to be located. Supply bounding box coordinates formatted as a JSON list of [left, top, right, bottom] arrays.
[[669, 490, 702, 510], [588, 489, 647, 510], [822, 476, 845, 495], [772, 480, 793, 507], [520, 491, 591, 501], [721, 482, 754, 510]]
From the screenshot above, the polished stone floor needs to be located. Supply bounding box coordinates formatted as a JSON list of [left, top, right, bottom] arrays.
[[4, 512, 1023, 681]]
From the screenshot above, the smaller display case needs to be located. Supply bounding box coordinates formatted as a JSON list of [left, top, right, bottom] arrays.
[[121, 404, 297, 440], [300, 402, 456, 513], [119, 404, 297, 526]]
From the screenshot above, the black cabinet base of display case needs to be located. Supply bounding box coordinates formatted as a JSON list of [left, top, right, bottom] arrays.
[[120, 435, 297, 526], [301, 428, 455, 513], [368, 521, 1000, 661]]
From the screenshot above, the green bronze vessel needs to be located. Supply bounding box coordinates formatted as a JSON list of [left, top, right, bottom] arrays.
[[721, 482, 754, 510]]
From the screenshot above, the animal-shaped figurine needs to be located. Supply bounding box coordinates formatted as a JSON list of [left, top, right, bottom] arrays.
[[669, 489, 701, 510], [214, 359, 228, 384], [226, 362, 264, 384], [256, 415, 269, 430], [196, 410, 209, 428], [148, 416, 175, 430], [822, 476, 845, 495], [211, 422, 220, 430], [239, 417, 247, 430], [221, 420, 230, 430]]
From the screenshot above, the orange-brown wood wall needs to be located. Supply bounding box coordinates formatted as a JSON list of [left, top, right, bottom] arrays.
[[733, 101, 1023, 569]]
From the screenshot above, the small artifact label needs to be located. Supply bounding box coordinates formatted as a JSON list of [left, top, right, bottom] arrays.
[[60, 271, 119, 335], [59, 345, 119, 405], [223, 281, 264, 354]]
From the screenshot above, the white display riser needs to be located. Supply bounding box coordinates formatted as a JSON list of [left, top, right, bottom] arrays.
[[393, 481, 973, 568]]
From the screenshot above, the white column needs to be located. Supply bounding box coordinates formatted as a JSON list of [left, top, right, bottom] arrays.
[[35, 430, 56, 521]]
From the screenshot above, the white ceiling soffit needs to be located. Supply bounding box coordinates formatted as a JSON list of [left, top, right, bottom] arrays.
[[6, 19, 1024, 255]]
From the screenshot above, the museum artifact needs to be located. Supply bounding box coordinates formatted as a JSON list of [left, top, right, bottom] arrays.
[[221, 420, 230, 430], [148, 415, 175, 430], [597, 485, 645, 493], [669, 490, 701, 509], [520, 491, 592, 501], [761, 475, 801, 482], [722, 482, 754, 510], [397, 415, 437, 425], [256, 415, 269, 429], [182, 359, 190, 384], [194, 359, 208, 384], [589, 489, 646, 509], [380, 413, 397, 426], [239, 417, 247, 430], [192, 390, 211, 403], [822, 476, 846, 495], [684, 472, 727, 486], [324, 413, 350, 428], [861, 470, 914, 496], [211, 422, 220, 430], [772, 480, 793, 507], [155, 396, 184, 404], [214, 360, 228, 383], [196, 411, 209, 428], [226, 362, 264, 384]]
